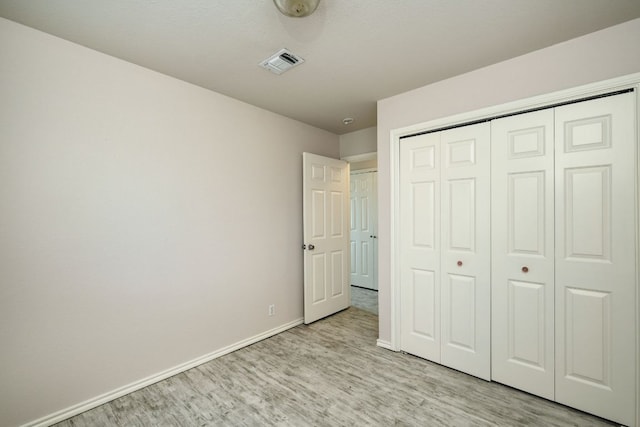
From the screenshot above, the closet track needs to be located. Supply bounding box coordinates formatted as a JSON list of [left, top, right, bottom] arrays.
[[400, 88, 635, 140]]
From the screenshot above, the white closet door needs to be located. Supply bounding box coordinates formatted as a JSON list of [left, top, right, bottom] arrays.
[[554, 93, 636, 426], [491, 110, 555, 399], [400, 133, 441, 362], [440, 123, 491, 380], [350, 171, 377, 290]]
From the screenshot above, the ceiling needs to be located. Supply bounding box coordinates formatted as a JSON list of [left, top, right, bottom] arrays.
[[1, 1, 640, 135]]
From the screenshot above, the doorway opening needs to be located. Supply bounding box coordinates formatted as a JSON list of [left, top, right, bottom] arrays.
[[345, 154, 378, 315]]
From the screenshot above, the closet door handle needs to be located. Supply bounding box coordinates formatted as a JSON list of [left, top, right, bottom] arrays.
[[457, 261, 463, 267], [522, 266, 529, 273]]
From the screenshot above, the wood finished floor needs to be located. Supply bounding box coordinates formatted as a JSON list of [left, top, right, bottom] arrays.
[[56, 308, 614, 427], [350, 286, 377, 315]]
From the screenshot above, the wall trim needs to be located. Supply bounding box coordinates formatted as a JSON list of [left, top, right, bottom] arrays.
[[22, 318, 304, 427], [351, 168, 377, 175], [376, 339, 394, 351], [635, 84, 640, 427], [341, 152, 377, 162]]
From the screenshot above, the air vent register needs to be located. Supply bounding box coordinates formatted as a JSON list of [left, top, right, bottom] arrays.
[[259, 49, 305, 75]]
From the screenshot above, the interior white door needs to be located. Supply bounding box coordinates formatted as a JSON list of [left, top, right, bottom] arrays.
[[400, 132, 441, 362], [350, 171, 378, 290], [554, 93, 636, 426], [491, 109, 555, 399], [439, 123, 491, 380], [400, 123, 491, 380], [303, 153, 351, 324]]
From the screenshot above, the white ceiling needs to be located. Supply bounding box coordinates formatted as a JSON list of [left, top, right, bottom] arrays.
[[1, 1, 640, 135]]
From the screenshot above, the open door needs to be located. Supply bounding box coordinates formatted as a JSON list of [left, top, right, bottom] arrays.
[[303, 153, 350, 324]]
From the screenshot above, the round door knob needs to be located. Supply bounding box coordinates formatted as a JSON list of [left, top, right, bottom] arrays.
[[457, 261, 463, 267], [522, 266, 529, 273], [308, 244, 315, 250]]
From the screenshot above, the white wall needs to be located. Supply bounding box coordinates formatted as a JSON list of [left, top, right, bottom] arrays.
[[376, 18, 640, 343], [339, 126, 377, 158], [0, 18, 338, 427]]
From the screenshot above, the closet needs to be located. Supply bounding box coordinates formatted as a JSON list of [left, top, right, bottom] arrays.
[[398, 90, 637, 426]]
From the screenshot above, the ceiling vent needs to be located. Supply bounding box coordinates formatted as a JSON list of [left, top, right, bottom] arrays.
[[259, 48, 305, 75]]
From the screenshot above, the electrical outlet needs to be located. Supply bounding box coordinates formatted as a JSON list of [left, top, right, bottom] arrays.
[[268, 304, 275, 316]]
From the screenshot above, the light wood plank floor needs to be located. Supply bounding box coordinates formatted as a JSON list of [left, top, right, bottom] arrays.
[[56, 308, 614, 426], [350, 286, 377, 315]]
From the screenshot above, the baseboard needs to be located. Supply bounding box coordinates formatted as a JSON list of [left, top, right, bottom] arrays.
[[376, 339, 394, 351], [22, 318, 304, 427]]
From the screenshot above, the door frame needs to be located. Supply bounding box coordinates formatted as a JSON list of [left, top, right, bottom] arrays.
[[343, 151, 379, 292], [386, 72, 640, 424]]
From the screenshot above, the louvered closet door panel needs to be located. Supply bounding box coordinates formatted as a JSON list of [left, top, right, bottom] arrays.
[[400, 133, 441, 362], [491, 110, 555, 399], [554, 93, 636, 426], [440, 123, 491, 380]]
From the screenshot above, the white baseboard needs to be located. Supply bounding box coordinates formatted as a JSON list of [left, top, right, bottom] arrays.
[[376, 339, 394, 351], [22, 318, 304, 427]]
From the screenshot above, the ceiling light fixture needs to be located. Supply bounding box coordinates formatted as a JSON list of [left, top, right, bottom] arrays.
[[273, 0, 320, 17], [343, 117, 354, 125]]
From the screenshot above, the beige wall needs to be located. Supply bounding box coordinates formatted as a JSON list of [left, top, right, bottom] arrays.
[[339, 126, 377, 158], [0, 18, 338, 427], [376, 18, 640, 343], [350, 159, 377, 171]]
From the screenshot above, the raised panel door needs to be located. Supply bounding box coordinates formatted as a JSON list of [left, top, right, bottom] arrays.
[[400, 133, 441, 362], [440, 123, 491, 380], [349, 171, 377, 290], [303, 153, 350, 324], [491, 109, 555, 399], [554, 93, 636, 426]]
